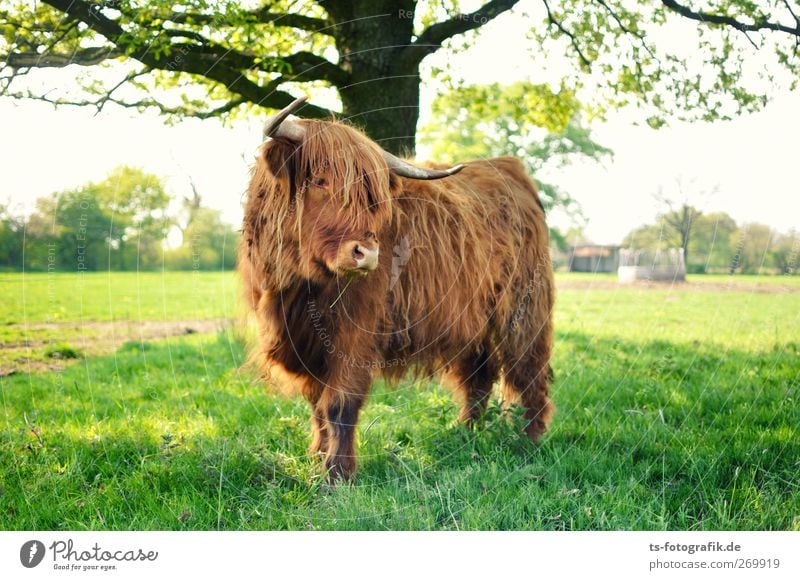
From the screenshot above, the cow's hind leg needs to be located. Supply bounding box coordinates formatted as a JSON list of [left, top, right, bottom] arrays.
[[447, 343, 500, 427], [500, 335, 554, 442]]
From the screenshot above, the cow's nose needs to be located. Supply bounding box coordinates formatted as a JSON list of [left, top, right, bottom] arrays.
[[352, 243, 379, 271]]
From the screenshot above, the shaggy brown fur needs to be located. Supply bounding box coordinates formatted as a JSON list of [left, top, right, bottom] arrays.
[[239, 118, 554, 480]]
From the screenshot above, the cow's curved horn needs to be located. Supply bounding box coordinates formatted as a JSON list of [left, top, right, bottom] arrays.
[[383, 151, 464, 180], [263, 96, 307, 142]]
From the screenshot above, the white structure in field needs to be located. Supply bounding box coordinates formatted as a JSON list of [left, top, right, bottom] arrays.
[[617, 248, 686, 282]]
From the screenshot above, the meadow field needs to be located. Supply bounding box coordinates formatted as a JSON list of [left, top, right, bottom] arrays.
[[0, 271, 798, 530]]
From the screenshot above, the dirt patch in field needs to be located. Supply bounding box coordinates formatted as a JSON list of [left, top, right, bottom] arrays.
[[0, 318, 233, 375], [556, 280, 800, 294]]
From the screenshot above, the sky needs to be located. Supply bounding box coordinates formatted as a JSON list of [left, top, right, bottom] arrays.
[[1, 5, 798, 245]]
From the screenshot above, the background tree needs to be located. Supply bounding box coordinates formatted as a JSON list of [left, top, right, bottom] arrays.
[[164, 206, 238, 270], [3, 166, 172, 271], [19, 195, 61, 271], [652, 180, 719, 267], [0, 166, 239, 272], [0, 203, 24, 269], [178, 178, 204, 236], [623, 221, 673, 253], [688, 212, 738, 273], [659, 203, 701, 267], [2, 1, 800, 154], [771, 229, 799, 274], [27, 189, 113, 271], [89, 166, 172, 270], [419, 81, 611, 219], [731, 222, 776, 274], [623, 210, 728, 273]]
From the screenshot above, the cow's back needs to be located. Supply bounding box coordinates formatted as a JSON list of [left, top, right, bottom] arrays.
[[383, 156, 552, 368]]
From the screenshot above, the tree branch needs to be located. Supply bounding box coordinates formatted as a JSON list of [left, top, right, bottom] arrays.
[[398, 0, 520, 70], [154, 40, 348, 86], [9, 91, 244, 119], [542, 0, 592, 69], [24, 0, 337, 117], [661, 0, 800, 37], [106, 96, 248, 119], [0, 66, 29, 96], [783, 0, 800, 28], [6, 46, 121, 68], [594, 0, 658, 60], [251, 6, 330, 32], [39, 0, 347, 86], [282, 51, 349, 85], [42, 0, 126, 46], [7, 78, 336, 120], [169, 6, 330, 33]]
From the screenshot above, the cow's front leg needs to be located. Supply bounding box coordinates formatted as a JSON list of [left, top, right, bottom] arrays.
[[300, 378, 328, 457], [320, 385, 368, 482]]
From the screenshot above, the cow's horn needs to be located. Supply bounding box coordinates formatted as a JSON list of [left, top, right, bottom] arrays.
[[383, 151, 464, 180], [263, 96, 307, 142]]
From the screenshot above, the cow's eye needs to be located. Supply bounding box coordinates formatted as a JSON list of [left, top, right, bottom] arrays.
[[311, 177, 327, 189]]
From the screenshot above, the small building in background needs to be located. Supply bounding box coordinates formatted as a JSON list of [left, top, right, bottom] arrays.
[[568, 244, 621, 273]]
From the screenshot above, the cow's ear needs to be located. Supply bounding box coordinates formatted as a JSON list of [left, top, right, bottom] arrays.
[[262, 139, 298, 196]]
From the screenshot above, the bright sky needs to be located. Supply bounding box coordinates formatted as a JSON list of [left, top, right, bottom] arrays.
[[1, 5, 798, 245]]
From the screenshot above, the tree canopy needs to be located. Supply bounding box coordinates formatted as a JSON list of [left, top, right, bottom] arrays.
[[419, 81, 612, 218], [2, 1, 799, 152]]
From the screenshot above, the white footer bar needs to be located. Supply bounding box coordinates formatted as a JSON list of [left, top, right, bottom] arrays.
[[1, 531, 797, 579]]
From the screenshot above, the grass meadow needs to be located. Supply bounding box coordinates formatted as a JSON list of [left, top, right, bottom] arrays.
[[0, 271, 798, 530]]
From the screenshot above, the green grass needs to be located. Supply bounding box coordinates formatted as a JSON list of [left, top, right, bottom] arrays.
[[43, 343, 83, 360], [0, 271, 238, 325], [0, 271, 236, 371], [556, 270, 800, 287], [687, 273, 800, 287], [0, 272, 798, 530]]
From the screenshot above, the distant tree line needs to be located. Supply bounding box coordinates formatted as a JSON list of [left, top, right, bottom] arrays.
[[0, 166, 238, 272], [4, 164, 794, 276], [623, 207, 797, 275]]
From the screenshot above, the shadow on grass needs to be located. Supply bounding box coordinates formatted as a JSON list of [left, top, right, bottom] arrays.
[[1, 330, 797, 530]]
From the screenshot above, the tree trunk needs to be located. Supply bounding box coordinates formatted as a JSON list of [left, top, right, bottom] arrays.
[[339, 77, 420, 156], [681, 230, 690, 271], [326, 0, 421, 156]]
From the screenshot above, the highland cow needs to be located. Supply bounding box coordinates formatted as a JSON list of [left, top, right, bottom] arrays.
[[239, 97, 554, 481]]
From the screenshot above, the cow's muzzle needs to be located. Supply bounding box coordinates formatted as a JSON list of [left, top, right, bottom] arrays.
[[338, 240, 379, 273]]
